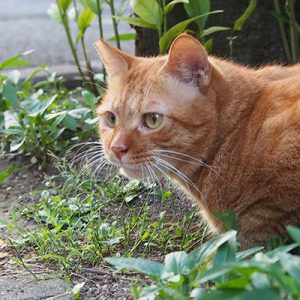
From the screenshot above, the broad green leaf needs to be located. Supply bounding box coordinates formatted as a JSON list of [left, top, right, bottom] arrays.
[[204, 38, 213, 52], [265, 243, 297, 259], [164, 0, 189, 15], [109, 33, 136, 41], [79, 0, 105, 14], [198, 262, 261, 284], [191, 231, 237, 266], [139, 285, 159, 299], [0, 127, 24, 136], [0, 50, 32, 70], [47, 4, 63, 24], [57, 0, 72, 12], [163, 251, 191, 275], [77, 7, 95, 33], [200, 26, 230, 39], [62, 114, 79, 131], [105, 257, 163, 278], [236, 246, 264, 261], [10, 138, 25, 152], [130, 0, 162, 30], [3, 84, 18, 108], [7, 70, 21, 85], [82, 90, 97, 108], [159, 11, 223, 54], [4, 111, 20, 129], [213, 238, 236, 268], [184, 0, 210, 31], [0, 164, 14, 184], [213, 237, 236, 283], [234, 0, 257, 31], [279, 253, 300, 287], [288, 225, 300, 245], [114, 16, 156, 30], [28, 95, 57, 117], [213, 210, 239, 231], [200, 288, 280, 300]]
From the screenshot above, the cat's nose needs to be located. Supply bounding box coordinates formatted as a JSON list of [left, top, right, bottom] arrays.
[[111, 145, 128, 160]]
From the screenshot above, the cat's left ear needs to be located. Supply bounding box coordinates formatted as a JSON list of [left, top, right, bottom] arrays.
[[163, 34, 211, 92], [94, 38, 133, 78]]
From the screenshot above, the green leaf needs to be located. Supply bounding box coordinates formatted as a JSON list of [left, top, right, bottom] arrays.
[[79, 0, 105, 14], [159, 11, 223, 54], [184, 0, 210, 31], [288, 226, 300, 245], [233, 0, 257, 31], [0, 50, 32, 70], [204, 38, 213, 52], [62, 114, 79, 131], [213, 236, 236, 283], [77, 7, 95, 33], [200, 288, 280, 300], [191, 231, 237, 265], [3, 84, 18, 108], [4, 111, 20, 129], [47, 4, 63, 24], [57, 0, 72, 12], [163, 251, 191, 275], [82, 90, 97, 108], [10, 138, 25, 152], [109, 33, 136, 41], [0, 164, 14, 184], [114, 16, 156, 30], [213, 238, 236, 268], [265, 243, 297, 259], [130, 0, 162, 30], [279, 253, 300, 287], [105, 257, 163, 279], [164, 0, 189, 14], [213, 210, 239, 231], [236, 246, 264, 261], [200, 26, 230, 39], [28, 95, 57, 117]]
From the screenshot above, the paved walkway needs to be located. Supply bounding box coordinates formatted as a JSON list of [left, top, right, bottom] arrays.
[[0, 0, 134, 74]]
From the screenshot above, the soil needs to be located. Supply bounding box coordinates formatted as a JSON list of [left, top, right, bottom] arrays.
[[0, 156, 198, 300]]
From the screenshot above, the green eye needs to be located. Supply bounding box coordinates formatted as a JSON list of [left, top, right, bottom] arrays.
[[144, 113, 163, 129], [105, 111, 116, 128]]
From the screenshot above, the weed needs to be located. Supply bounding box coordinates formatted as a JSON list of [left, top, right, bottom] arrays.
[[9, 157, 205, 275]]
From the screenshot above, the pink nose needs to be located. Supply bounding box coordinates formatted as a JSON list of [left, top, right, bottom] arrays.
[[111, 146, 128, 160]]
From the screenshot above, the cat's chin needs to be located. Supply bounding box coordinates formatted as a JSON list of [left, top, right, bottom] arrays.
[[119, 167, 144, 180]]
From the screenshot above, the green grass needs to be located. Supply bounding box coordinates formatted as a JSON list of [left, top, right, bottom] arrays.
[[8, 157, 206, 276]]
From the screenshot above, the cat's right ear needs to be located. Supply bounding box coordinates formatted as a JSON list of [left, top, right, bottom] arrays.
[[94, 38, 133, 77], [163, 34, 211, 93]]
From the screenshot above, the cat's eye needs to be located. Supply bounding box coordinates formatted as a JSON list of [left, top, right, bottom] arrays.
[[144, 113, 163, 129], [105, 111, 116, 128]]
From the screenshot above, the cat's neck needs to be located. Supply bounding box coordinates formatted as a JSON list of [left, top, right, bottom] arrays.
[[173, 58, 265, 211]]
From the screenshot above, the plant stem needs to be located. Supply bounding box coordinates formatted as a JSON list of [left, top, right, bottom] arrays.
[[81, 37, 99, 95], [285, 0, 299, 63], [108, 0, 121, 49], [56, 0, 86, 81], [96, 0, 106, 81], [162, 0, 167, 35], [273, 0, 292, 62]]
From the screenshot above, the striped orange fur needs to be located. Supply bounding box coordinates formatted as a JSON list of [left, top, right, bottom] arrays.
[[95, 34, 300, 248]]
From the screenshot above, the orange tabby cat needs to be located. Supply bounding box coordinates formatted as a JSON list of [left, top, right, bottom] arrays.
[[95, 33, 300, 249]]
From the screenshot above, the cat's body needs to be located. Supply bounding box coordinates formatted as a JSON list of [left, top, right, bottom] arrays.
[[95, 34, 300, 248]]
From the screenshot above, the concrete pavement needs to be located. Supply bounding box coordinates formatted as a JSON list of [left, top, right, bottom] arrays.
[[0, 0, 134, 74]]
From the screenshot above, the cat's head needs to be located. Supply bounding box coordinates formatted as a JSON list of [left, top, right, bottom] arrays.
[[95, 34, 219, 180]]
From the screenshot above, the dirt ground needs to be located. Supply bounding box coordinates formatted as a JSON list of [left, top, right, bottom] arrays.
[[0, 155, 199, 300]]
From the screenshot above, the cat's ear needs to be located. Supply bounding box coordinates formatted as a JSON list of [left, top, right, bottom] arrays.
[[164, 34, 211, 92], [94, 38, 133, 77]]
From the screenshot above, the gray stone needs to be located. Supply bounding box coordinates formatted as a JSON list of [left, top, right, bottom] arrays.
[[0, 275, 72, 300]]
